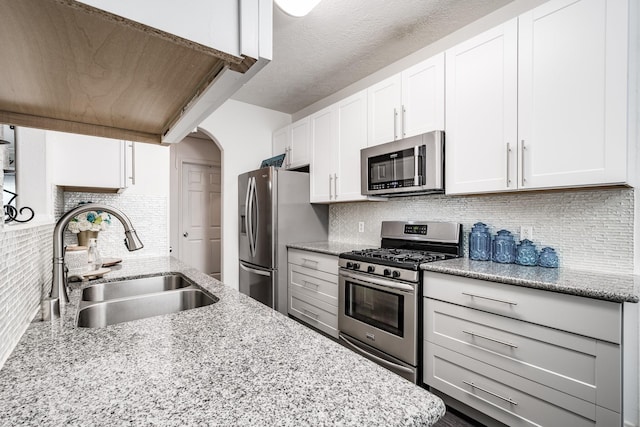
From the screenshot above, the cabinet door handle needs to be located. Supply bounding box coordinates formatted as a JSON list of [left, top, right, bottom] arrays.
[[463, 381, 518, 406], [462, 330, 518, 348], [302, 258, 319, 269], [128, 141, 136, 185], [402, 105, 406, 137], [333, 173, 338, 199], [393, 107, 398, 140], [520, 140, 526, 187], [302, 280, 319, 290], [328, 174, 333, 199], [506, 143, 511, 187], [462, 292, 518, 306], [285, 147, 290, 168], [303, 308, 319, 320]]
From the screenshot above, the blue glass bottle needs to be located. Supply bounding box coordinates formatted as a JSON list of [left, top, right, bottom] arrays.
[[469, 222, 492, 261], [516, 239, 538, 266], [492, 230, 516, 263], [538, 247, 559, 268]]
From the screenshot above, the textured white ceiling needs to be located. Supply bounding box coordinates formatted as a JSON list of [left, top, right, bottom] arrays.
[[232, 0, 514, 114]]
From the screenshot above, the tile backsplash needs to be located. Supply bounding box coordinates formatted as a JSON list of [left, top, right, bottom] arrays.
[[0, 224, 53, 368], [63, 192, 169, 259], [329, 187, 634, 274]]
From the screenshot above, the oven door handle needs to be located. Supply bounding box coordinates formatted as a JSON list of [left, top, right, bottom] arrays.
[[339, 270, 415, 293], [339, 334, 414, 375]]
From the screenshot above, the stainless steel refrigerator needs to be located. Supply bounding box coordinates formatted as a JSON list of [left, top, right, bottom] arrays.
[[238, 167, 328, 314]]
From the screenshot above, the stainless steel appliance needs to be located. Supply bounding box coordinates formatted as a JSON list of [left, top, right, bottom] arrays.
[[338, 221, 462, 383], [238, 166, 328, 314], [361, 131, 444, 197]]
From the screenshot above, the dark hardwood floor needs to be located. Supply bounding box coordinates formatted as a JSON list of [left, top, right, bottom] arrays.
[[434, 407, 485, 427]]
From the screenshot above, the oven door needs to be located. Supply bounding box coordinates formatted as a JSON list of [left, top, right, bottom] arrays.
[[338, 269, 418, 367]]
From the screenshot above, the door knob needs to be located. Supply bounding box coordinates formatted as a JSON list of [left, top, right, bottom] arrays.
[[183, 232, 189, 237]]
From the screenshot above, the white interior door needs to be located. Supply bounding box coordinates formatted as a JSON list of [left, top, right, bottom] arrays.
[[180, 162, 221, 277]]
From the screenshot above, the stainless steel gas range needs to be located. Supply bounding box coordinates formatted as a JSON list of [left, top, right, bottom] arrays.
[[338, 221, 462, 383]]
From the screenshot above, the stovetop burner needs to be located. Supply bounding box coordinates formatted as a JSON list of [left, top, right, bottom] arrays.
[[338, 221, 462, 279], [341, 248, 454, 270], [348, 248, 450, 264]]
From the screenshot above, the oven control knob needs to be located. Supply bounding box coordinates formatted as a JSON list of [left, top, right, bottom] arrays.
[[346, 262, 353, 269], [392, 270, 401, 279], [383, 268, 391, 276], [353, 263, 361, 270], [367, 265, 375, 273]]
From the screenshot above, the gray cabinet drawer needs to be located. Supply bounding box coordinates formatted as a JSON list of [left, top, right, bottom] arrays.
[[424, 298, 621, 412], [425, 343, 620, 427], [423, 271, 621, 343], [288, 249, 338, 275], [288, 289, 338, 338], [289, 263, 338, 306]]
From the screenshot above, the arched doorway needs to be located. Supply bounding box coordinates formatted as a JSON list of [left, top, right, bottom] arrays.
[[169, 128, 223, 280]]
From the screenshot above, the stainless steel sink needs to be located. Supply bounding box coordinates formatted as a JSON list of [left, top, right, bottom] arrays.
[[76, 274, 218, 328], [81, 274, 192, 301]]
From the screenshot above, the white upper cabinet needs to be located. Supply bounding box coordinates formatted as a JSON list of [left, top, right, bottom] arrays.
[[517, 0, 628, 189], [310, 91, 370, 203], [445, 20, 518, 194], [272, 118, 310, 170], [368, 74, 402, 147], [335, 91, 369, 202], [401, 53, 446, 139], [289, 118, 311, 169], [368, 53, 445, 147], [47, 131, 131, 192], [310, 106, 337, 203], [446, 0, 631, 195]]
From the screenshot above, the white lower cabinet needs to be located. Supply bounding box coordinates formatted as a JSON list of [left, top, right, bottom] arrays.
[[287, 249, 338, 338], [423, 271, 622, 426]]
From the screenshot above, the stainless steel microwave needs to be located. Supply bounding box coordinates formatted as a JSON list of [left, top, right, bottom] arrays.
[[361, 131, 444, 197]]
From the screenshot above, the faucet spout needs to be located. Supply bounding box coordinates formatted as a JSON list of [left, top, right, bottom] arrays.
[[43, 203, 144, 321]]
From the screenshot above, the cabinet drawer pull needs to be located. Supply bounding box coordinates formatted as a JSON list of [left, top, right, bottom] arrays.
[[463, 381, 518, 406], [301, 258, 319, 269], [462, 330, 518, 348], [303, 309, 319, 320], [462, 292, 518, 306], [302, 280, 319, 290]]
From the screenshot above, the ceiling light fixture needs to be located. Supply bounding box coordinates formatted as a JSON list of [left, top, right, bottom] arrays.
[[274, 0, 322, 17]]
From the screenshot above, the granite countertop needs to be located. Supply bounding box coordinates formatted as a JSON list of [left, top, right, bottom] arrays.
[[287, 241, 376, 256], [0, 257, 445, 426], [422, 257, 640, 303]]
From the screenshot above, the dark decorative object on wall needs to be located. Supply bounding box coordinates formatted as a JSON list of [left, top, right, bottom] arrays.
[[3, 189, 34, 223]]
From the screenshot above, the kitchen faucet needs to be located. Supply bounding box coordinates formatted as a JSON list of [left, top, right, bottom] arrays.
[[42, 203, 144, 321]]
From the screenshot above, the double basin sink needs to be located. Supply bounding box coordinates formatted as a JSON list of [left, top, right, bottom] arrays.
[[76, 273, 218, 328]]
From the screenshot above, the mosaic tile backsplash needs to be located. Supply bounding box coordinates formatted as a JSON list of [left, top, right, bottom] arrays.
[[329, 187, 634, 274], [63, 192, 169, 260], [0, 224, 53, 368]]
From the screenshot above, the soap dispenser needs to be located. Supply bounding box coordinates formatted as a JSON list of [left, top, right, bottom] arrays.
[[87, 238, 103, 271]]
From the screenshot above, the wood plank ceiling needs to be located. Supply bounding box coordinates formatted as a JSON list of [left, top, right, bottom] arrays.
[[0, 0, 246, 143]]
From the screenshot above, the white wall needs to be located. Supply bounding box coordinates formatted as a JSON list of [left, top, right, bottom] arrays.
[[198, 99, 290, 288]]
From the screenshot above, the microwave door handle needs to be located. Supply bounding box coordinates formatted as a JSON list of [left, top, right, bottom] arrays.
[[339, 334, 414, 375]]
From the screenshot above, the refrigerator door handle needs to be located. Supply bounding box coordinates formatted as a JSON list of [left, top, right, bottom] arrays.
[[247, 177, 257, 257], [239, 262, 271, 277], [251, 176, 259, 257], [244, 176, 253, 254]]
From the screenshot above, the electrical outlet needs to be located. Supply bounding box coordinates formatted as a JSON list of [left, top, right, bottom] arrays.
[[358, 222, 365, 233], [520, 226, 533, 241]]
